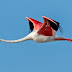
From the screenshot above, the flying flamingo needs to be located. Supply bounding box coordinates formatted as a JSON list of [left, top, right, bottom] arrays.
[[0, 16, 72, 43]]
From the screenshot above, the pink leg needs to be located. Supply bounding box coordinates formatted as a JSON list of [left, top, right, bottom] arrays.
[[54, 37, 72, 42]]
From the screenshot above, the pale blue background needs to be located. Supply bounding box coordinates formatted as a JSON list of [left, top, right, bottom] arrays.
[[0, 0, 72, 72]]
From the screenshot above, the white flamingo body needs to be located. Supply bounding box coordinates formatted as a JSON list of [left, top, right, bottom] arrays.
[[32, 30, 56, 43]]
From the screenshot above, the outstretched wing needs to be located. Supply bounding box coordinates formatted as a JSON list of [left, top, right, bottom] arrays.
[[26, 17, 42, 32], [37, 16, 60, 36]]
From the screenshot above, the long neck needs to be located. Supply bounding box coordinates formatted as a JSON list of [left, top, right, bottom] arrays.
[[0, 35, 32, 43]]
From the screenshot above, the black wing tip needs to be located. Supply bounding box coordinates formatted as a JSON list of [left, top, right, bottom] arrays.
[[53, 20, 60, 24]]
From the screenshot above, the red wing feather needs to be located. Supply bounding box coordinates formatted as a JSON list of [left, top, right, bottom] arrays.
[[37, 17, 52, 36], [26, 17, 42, 31], [37, 16, 57, 36]]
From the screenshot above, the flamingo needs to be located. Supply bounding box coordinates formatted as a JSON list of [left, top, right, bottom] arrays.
[[0, 16, 72, 43]]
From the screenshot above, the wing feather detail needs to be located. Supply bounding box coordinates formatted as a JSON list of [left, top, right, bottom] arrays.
[[37, 16, 58, 36], [37, 16, 52, 36], [26, 17, 42, 31]]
